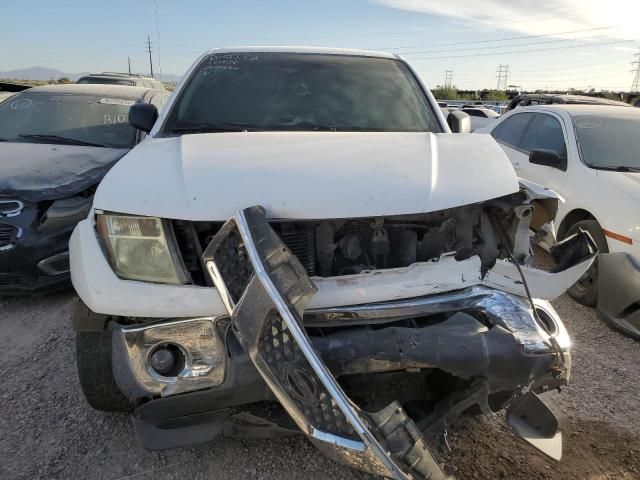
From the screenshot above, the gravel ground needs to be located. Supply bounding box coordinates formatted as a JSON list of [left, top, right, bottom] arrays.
[[1, 289, 639, 479]]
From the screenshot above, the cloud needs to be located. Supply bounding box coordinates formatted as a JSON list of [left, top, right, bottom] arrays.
[[372, 0, 639, 39], [577, 51, 596, 56], [612, 46, 638, 53]]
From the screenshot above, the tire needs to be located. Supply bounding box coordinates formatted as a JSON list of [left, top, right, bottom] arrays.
[[76, 330, 134, 412], [564, 219, 608, 307]]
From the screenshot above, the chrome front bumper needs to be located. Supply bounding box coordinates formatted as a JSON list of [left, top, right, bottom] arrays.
[[200, 206, 571, 480], [112, 317, 227, 398]]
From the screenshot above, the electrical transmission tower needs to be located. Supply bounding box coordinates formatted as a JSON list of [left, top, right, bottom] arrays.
[[631, 49, 640, 93], [444, 70, 453, 89], [496, 64, 510, 91], [146, 35, 155, 78]]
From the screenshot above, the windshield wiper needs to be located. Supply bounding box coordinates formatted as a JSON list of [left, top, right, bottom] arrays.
[[18, 134, 110, 148], [167, 122, 257, 135], [587, 164, 640, 173], [260, 121, 338, 131]]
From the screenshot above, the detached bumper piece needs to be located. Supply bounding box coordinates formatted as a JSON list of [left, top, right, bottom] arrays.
[[203, 206, 449, 480]]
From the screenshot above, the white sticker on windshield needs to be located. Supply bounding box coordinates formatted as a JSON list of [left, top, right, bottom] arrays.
[[574, 117, 602, 129], [99, 98, 135, 106], [10, 98, 32, 110]]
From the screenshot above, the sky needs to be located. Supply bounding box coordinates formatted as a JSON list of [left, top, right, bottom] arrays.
[[1, 0, 639, 91]]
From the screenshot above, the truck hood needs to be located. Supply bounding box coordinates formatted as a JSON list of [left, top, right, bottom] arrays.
[[94, 132, 519, 220], [0, 143, 129, 202], [596, 170, 640, 204]]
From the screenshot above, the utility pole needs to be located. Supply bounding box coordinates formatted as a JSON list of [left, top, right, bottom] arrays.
[[631, 49, 640, 93], [128, 57, 132, 75], [444, 70, 453, 89], [146, 35, 154, 78], [496, 64, 510, 91]]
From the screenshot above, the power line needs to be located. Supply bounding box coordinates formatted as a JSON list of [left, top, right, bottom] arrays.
[[382, 25, 618, 51], [496, 64, 510, 90], [631, 49, 640, 92], [154, 0, 163, 83], [444, 70, 453, 88], [410, 38, 636, 60], [146, 35, 154, 78], [400, 33, 612, 56]]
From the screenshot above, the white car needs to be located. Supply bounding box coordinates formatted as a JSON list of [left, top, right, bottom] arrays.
[[476, 105, 640, 340], [68, 47, 594, 478], [462, 107, 500, 131]]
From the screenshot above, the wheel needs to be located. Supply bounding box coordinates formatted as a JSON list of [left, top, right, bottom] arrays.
[[74, 303, 134, 412], [564, 220, 608, 307]]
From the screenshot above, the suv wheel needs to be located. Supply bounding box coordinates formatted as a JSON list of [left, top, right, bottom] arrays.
[[564, 220, 608, 307]]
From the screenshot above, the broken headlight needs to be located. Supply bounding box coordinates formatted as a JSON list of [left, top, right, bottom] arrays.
[[96, 213, 188, 285]]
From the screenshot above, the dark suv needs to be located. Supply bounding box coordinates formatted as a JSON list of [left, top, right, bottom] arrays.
[[0, 84, 168, 294]]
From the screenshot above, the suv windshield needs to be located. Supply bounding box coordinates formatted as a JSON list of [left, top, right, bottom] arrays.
[[574, 115, 640, 171], [163, 52, 440, 134], [0, 91, 138, 148]]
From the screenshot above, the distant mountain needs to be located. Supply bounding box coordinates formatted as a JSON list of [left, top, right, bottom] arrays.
[[0, 66, 183, 84], [0, 67, 89, 81]]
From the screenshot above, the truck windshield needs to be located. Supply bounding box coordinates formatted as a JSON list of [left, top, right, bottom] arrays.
[[574, 114, 640, 171], [0, 91, 138, 148], [163, 52, 440, 134]]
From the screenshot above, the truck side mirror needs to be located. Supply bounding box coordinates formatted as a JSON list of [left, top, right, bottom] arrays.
[[529, 149, 567, 171], [129, 103, 158, 133], [447, 111, 471, 133]]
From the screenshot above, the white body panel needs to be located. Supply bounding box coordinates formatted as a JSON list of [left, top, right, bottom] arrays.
[[93, 132, 518, 220], [469, 116, 497, 132], [70, 219, 593, 318], [477, 106, 640, 259]]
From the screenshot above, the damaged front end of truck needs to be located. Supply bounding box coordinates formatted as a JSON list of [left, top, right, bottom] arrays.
[[194, 194, 592, 479], [113, 177, 594, 479], [96, 180, 596, 480]]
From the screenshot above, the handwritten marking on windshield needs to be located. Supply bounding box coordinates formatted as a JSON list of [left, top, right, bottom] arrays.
[[10, 98, 32, 110]]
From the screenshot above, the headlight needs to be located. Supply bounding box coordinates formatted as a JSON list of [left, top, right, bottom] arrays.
[[96, 213, 188, 285]]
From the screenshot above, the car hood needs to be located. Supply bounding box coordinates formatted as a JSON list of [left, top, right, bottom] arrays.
[[0, 143, 129, 202], [596, 170, 640, 204], [94, 132, 519, 220]]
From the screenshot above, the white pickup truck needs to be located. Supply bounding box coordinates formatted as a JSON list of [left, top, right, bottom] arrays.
[[69, 47, 595, 479]]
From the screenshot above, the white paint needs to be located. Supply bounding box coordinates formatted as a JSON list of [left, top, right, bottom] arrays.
[[70, 219, 593, 318], [94, 132, 519, 221], [477, 105, 640, 262]]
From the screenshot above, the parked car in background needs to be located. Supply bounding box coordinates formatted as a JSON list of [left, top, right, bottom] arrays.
[[77, 72, 165, 89], [0, 84, 169, 294], [0, 81, 30, 104], [505, 93, 630, 112], [462, 106, 500, 131], [67, 47, 592, 479], [477, 105, 640, 340]]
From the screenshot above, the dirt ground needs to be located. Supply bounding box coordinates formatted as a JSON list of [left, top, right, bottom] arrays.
[[1, 290, 639, 480]]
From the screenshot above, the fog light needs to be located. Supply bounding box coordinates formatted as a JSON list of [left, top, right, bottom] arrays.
[[150, 346, 177, 376]]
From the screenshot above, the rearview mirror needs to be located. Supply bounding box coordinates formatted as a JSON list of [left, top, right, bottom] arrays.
[[529, 149, 567, 171], [447, 110, 471, 133], [129, 103, 158, 133]]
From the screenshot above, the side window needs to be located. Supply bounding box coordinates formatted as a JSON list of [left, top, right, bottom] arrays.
[[521, 113, 567, 158], [464, 109, 482, 117], [491, 113, 533, 149]]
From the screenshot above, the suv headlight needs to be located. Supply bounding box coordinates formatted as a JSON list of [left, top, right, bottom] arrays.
[[96, 213, 188, 285]]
